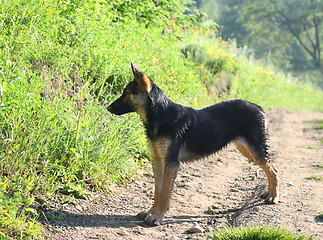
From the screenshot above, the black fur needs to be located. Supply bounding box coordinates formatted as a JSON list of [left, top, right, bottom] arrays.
[[141, 82, 269, 163]]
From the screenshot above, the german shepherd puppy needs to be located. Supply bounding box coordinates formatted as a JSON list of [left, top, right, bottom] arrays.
[[108, 62, 279, 226]]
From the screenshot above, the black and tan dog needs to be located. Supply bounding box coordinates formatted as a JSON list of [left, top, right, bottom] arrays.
[[108, 62, 279, 226]]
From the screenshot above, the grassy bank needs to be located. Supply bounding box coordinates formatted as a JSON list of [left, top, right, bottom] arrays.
[[182, 30, 323, 110], [0, 0, 322, 238]]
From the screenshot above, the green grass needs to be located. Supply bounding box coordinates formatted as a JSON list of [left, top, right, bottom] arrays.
[[312, 136, 323, 144], [312, 164, 323, 168], [313, 120, 323, 130], [305, 120, 323, 130], [209, 225, 313, 240], [0, 1, 206, 238], [182, 32, 323, 110], [305, 175, 323, 181], [305, 146, 320, 150], [0, 0, 322, 238]]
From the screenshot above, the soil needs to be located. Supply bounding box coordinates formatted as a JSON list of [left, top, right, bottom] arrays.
[[41, 110, 323, 240]]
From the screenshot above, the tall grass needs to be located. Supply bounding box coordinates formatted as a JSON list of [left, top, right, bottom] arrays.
[[0, 1, 206, 238], [0, 62, 144, 238]]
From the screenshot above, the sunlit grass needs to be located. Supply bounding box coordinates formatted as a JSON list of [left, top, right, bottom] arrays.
[[305, 175, 323, 181], [209, 225, 313, 240], [182, 32, 323, 110]]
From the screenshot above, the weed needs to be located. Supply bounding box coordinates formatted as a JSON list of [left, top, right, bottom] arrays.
[[305, 176, 323, 181], [59, 183, 88, 199], [313, 120, 323, 130], [312, 164, 323, 168], [312, 136, 323, 144], [306, 146, 319, 150], [209, 225, 312, 240], [305, 120, 323, 130]]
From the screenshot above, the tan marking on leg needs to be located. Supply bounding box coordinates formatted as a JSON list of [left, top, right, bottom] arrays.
[[148, 158, 164, 216], [144, 140, 165, 216], [144, 164, 179, 226], [260, 162, 279, 203], [141, 138, 174, 225], [234, 139, 279, 204]]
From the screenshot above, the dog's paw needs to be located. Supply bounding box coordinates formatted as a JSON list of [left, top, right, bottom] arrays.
[[136, 211, 149, 220], [144, 215, 161, 226], [264, 196, 279, 204], [260, 191, 269, 199], [260, 191, 279, 204]]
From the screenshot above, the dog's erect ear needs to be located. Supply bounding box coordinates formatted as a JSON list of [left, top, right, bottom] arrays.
[[131, 62, 152, 93]]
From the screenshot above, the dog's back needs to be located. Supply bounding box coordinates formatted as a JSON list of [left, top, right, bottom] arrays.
[[143, 87, 269, 163], [189, 100, 269, 159]]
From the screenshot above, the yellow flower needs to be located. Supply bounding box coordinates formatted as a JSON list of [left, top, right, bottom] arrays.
[[59, 0, 63, 4], [64, 6, 67, 10], [0, 182, 6, 189]]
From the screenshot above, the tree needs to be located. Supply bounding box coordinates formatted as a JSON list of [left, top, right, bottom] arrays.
[[240, 0, 322, 73]]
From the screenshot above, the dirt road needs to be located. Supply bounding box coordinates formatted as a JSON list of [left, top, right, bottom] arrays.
[[42, 110, 323, 239]]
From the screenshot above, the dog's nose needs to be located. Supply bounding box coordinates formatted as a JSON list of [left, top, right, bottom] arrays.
[[107, 105, 112, 112]]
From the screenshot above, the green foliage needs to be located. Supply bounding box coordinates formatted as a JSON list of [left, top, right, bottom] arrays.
[[182, 30, 323, 110], [109, 0, 198, 27], [198, 0, 323, 87], [209, 225, 313, 240], [240, 0, 322, 72], [0, 0, 207, 238], [305, 176, 323, 181], [313, 120, 323, 130]]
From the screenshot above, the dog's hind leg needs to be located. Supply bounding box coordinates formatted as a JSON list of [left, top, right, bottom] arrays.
[[234, 139, 279, 204]]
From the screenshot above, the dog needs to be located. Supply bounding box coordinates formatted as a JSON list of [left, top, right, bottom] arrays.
[[107, 62, 279, 226]]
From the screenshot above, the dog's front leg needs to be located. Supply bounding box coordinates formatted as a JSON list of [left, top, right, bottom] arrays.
[[137, 158, 164, 220], [144, 161, 179, 226]]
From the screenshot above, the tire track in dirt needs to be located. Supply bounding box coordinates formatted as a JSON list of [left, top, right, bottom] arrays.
[[42, 110, 323, 239]]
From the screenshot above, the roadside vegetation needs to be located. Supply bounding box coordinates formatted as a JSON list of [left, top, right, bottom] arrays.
[[199, 0, 323, 87], [209, 225, 313, 240], [0, 0, 322, 239]]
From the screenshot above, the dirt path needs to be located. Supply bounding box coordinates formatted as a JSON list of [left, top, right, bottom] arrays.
[[42, 110, 323, 239]]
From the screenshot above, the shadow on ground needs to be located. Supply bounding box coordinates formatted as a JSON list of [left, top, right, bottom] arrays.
[[37, 184, 266, 230], [37, 208, 217, 229]]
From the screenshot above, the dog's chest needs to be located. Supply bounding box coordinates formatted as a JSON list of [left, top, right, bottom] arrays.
[[147, 137, 171, 161], [147, 137, 202, 163]]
